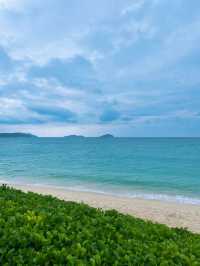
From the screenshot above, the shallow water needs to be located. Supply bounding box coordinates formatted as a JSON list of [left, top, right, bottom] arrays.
[[0, 137, 200, 204]]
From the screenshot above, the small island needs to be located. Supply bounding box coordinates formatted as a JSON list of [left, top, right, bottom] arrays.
[[64, 134, 115, 139], [0, 133, 37, 138], [98, 134, 115, 139]]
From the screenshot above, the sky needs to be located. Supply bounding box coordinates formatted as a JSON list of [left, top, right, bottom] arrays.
[[0, 0, 200, 137]]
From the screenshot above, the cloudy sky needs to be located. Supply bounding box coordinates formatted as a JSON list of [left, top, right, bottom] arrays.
[[0, 0, 200, 137]]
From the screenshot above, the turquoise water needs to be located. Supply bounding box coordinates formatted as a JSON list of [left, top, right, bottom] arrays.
[[0, 137, 200, 204]]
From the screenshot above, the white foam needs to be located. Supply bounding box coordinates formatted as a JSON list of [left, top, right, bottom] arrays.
[[1, 178, 200, 205]]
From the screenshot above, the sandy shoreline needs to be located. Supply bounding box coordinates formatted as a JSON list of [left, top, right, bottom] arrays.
[[1, 182, 200, 233]]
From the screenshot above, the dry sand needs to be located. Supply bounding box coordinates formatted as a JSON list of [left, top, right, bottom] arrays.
[[2, 182, 200, 233]]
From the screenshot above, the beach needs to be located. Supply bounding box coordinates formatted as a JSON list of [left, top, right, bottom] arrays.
[[3, 182, 200, 234]]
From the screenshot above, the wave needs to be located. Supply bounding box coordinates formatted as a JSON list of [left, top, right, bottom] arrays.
[[1, 178, 200, 206]]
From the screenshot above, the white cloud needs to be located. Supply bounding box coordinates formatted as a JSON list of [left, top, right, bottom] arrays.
[[121, 0, 145, 16], [0, 0, 26, 11], [117, 18, 200, 80], [0, 0, 200, 136], [0, 97, 44, 122]]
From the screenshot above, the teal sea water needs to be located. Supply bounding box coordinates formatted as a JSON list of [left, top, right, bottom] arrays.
[[0, 137, 200, 204]]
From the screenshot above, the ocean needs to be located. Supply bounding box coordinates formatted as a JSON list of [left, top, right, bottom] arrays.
[[0, 137, 200, 204]]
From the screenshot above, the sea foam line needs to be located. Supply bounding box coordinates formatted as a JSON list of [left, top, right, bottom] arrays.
[[1, 178, 200, 206]]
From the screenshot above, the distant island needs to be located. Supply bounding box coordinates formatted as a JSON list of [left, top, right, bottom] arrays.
[[64, 134, 115, 139], [0, 133, 115, 139], [0, 133, 37, 138], [98, 134, 114, 139]]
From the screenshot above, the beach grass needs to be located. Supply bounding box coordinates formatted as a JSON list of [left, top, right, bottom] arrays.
[[0, 185, 200, 265]]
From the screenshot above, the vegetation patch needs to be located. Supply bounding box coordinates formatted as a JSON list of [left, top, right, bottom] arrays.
[[0, 185, 200, 265]]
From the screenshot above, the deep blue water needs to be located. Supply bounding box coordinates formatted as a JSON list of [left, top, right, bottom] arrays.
[[0, 137, 200, 204]]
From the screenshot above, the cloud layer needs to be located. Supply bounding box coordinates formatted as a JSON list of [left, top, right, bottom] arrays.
[[0, 0, 200, 136]]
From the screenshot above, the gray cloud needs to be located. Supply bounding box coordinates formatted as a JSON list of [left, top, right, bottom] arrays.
[[28, 56, 101, 92], [0, 0, 200, 136]]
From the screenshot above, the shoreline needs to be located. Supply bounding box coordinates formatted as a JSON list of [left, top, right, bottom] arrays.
[[1, 181, 200, 233]]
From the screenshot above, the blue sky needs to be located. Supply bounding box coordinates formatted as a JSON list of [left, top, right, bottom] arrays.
[[0, 0, 200, 136]]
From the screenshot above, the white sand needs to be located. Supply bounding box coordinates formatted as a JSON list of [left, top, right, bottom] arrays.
[[2, 182, 200, 233]]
